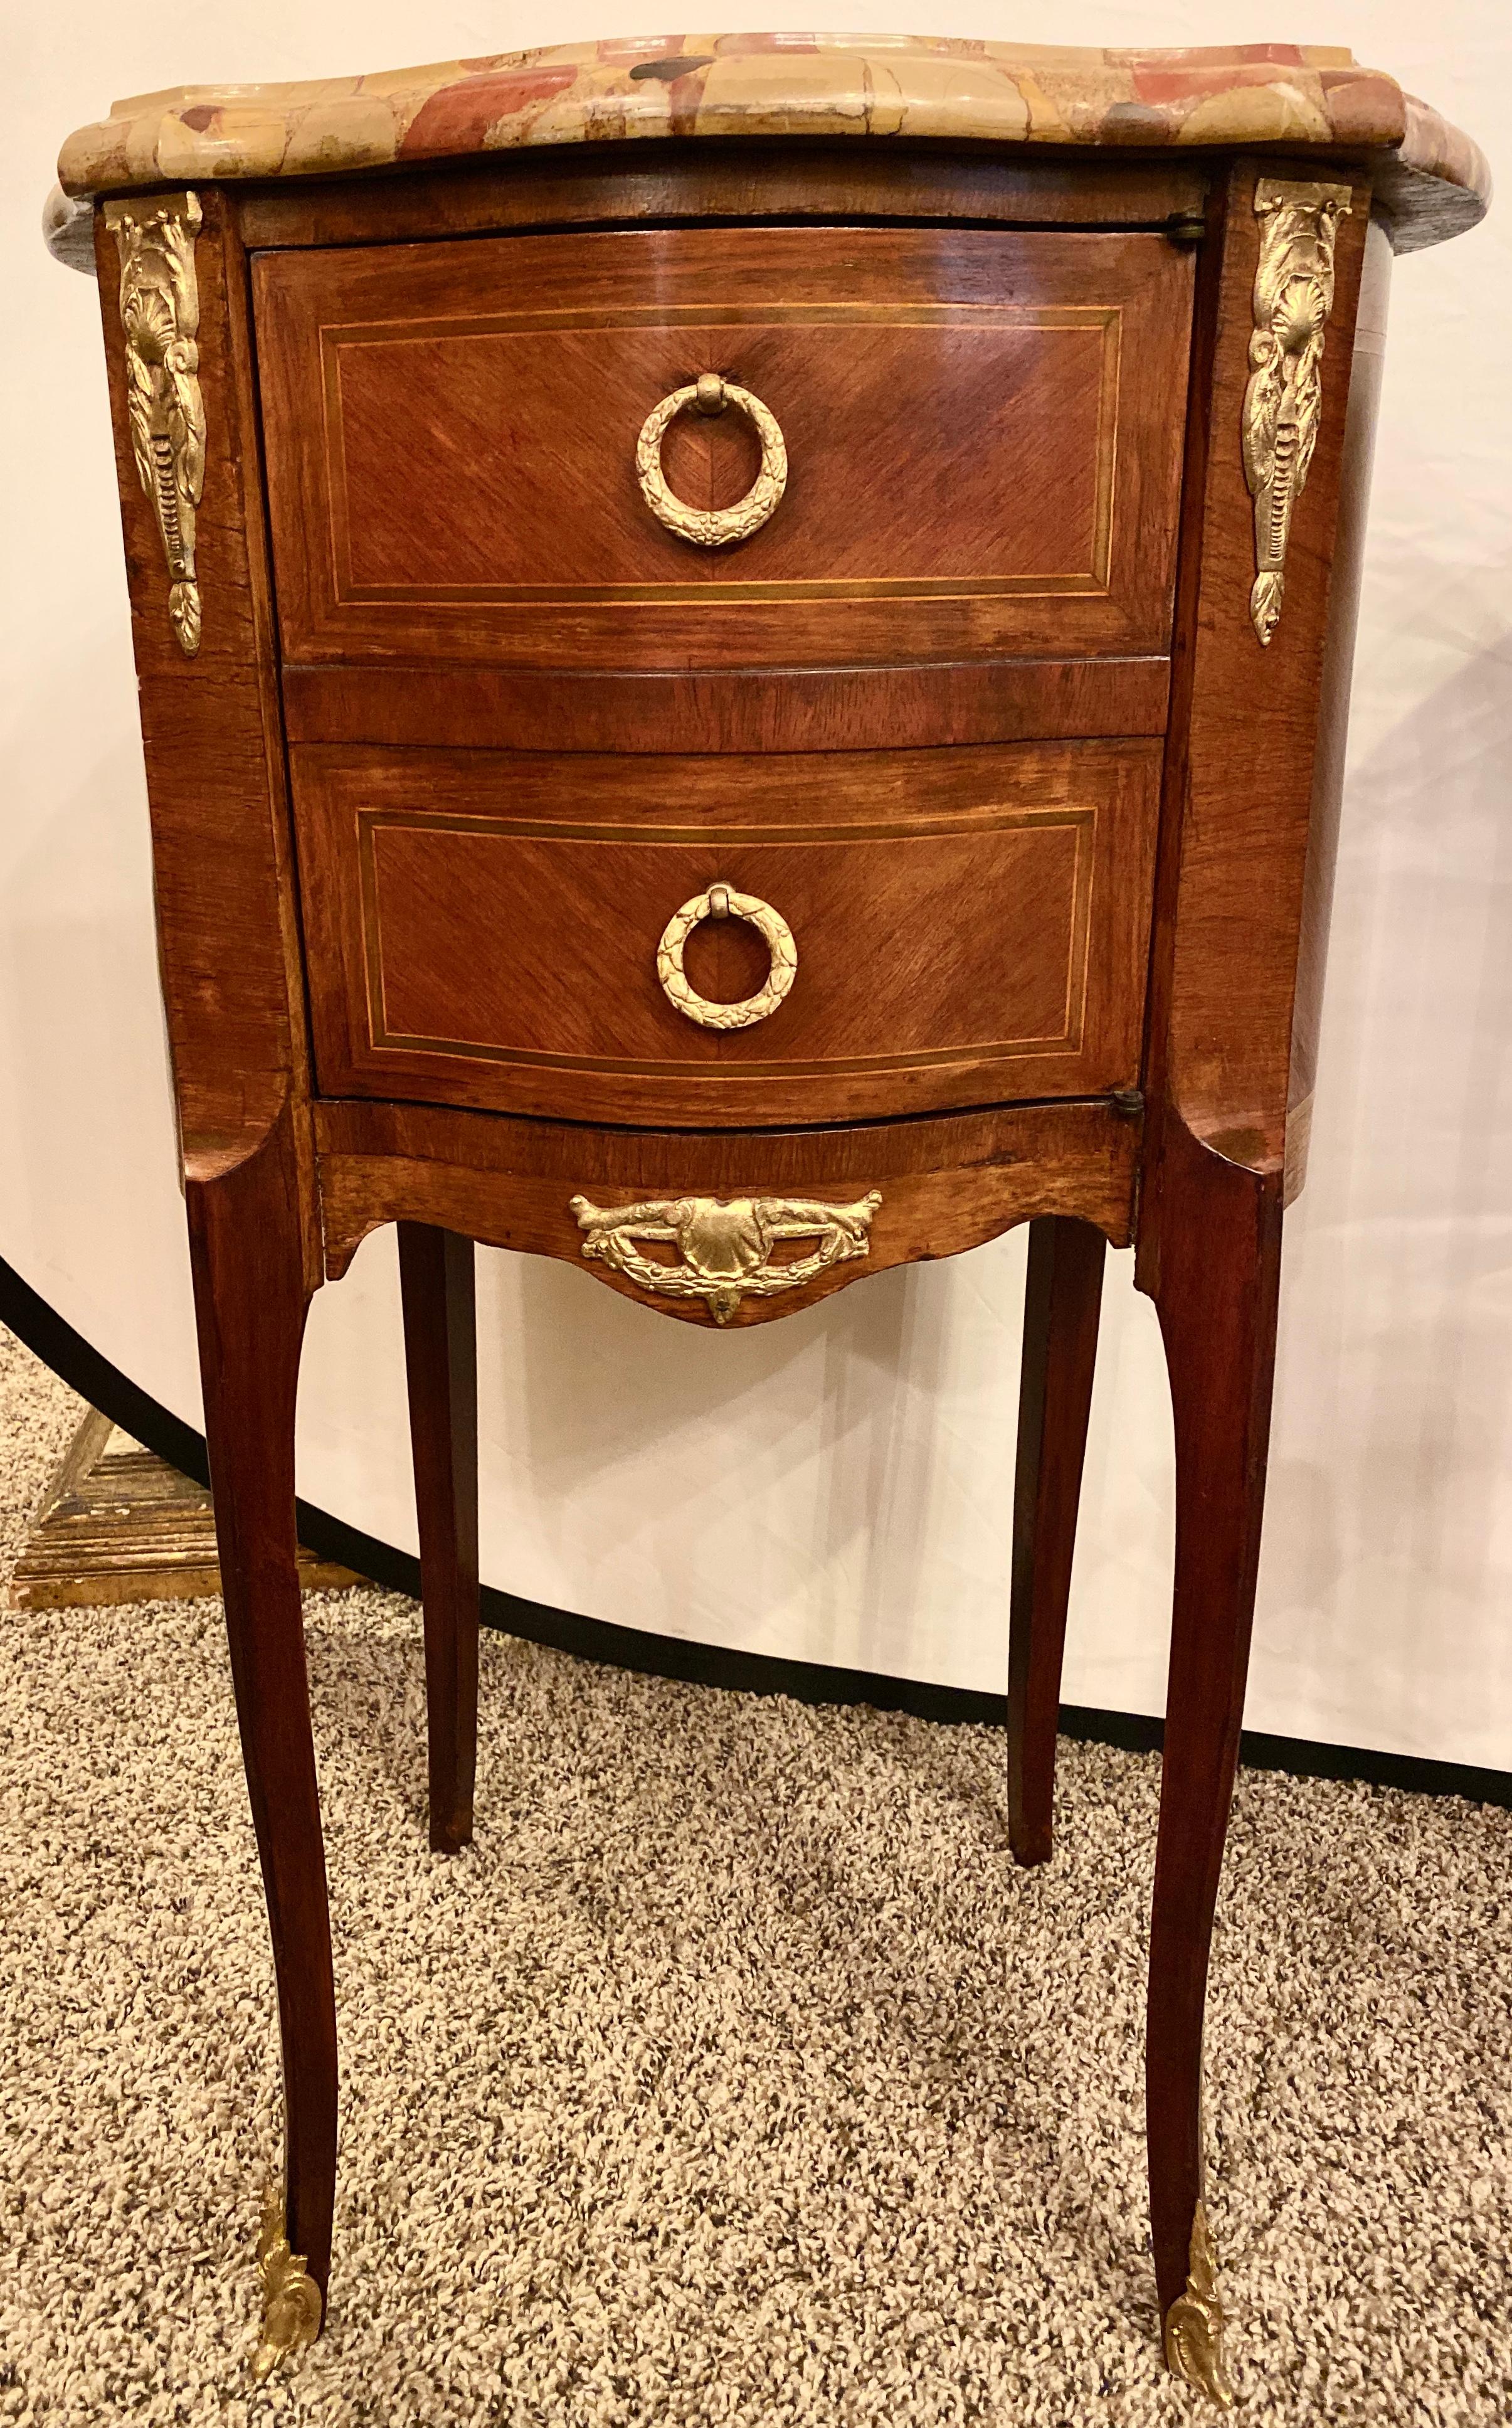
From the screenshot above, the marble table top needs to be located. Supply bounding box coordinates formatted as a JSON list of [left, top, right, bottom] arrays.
[[49, 33, 1488, 265]]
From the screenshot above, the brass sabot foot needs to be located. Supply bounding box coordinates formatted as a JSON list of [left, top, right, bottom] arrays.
[[1163, 2201, 1235, 2407], [251, 2187, 323, 2380]]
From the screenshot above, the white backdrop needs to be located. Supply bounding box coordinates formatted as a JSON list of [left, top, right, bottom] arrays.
[[4, 4, 1509, 1764]]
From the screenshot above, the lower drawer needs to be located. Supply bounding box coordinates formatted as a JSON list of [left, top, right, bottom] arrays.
[[291, 741, 1160, 1127]]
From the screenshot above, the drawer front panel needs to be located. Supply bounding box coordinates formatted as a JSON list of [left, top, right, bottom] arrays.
[[293, 743, 1160, 1127], [255, 226, 1193, 671]]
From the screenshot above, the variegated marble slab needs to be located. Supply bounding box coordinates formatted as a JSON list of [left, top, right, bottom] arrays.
[[49, 33, 1488, 265]]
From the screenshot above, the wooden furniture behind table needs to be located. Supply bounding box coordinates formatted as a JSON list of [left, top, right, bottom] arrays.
[[6, 1409, 355, 1611], [48, 33, 1488, 2402]]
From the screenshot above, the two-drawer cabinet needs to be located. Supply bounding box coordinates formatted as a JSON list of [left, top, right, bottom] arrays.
[[50, 29, 1487, 2404], [255, 223, 1187, 1137]]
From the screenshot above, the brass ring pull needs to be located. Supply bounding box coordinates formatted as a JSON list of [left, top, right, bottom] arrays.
[[656, 881, 798, 1031], [635, 373, 788, 548]]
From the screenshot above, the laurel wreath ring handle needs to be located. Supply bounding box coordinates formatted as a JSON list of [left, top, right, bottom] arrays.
[[655, 881, 798, 1031], [635, 374, 788, 548]]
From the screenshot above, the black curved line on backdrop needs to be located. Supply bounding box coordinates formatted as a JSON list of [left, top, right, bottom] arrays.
[[3, 1246, 1507, 1808]]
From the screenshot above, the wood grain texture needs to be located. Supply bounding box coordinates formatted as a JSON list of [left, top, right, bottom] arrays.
[[236, 140, 1209, 254], [186, 1109, 334, 2305], [1141, 1111, 1282, 2333], [254, 223, 1193, 670], [314, 1096, 1141, 1321], [1284, 215, 1392, 1203], [292, 741, 1160, 1127], [280, 655, 1171, 756], [6, 1414, 356, 1609], [1141, 159, 1373, 1177], [95, 194, 318, 1278], [79, 134, 1445, 2387], [1006, 1216, 1106, 1867], [1126, 169, 1346, 2314], [398, 1224, 480, 1854]]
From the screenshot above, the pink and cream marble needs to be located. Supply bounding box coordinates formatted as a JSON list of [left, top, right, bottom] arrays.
[[53, 33, 1488, 256]]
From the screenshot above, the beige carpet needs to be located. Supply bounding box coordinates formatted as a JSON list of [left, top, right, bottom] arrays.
[[1, 1323, 1510, 2425]]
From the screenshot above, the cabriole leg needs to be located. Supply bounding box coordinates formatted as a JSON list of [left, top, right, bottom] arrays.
[[186, 1120, 333, 2375], [398, 1223, 480, 1853], [1145, 1121, 1283, 2408], [1007, 1216, 1106, 1865]]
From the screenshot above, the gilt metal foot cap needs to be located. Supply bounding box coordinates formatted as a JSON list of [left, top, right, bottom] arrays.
[[1163, 2201, 1234, 2407], [251, 2188, 323, 2380]]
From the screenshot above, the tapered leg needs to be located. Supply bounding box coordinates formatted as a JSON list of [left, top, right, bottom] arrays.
[[186, 1116, 334, 2362], [1145, 1121, 1283, 2406], [1007, 1216, 1107, 1866], [398, 1224, 480, 1853]]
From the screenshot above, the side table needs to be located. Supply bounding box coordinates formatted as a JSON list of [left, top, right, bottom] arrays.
[[47, 33, 1488, 2400]]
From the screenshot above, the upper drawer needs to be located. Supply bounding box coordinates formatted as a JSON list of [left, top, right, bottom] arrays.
[[253, 225, 1193, 673]]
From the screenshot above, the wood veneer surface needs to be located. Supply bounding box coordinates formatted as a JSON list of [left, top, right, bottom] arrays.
[[73, 114, 1489, 2399], [255, 224, 1193, 670], [292, 741, 1160, 1128]]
